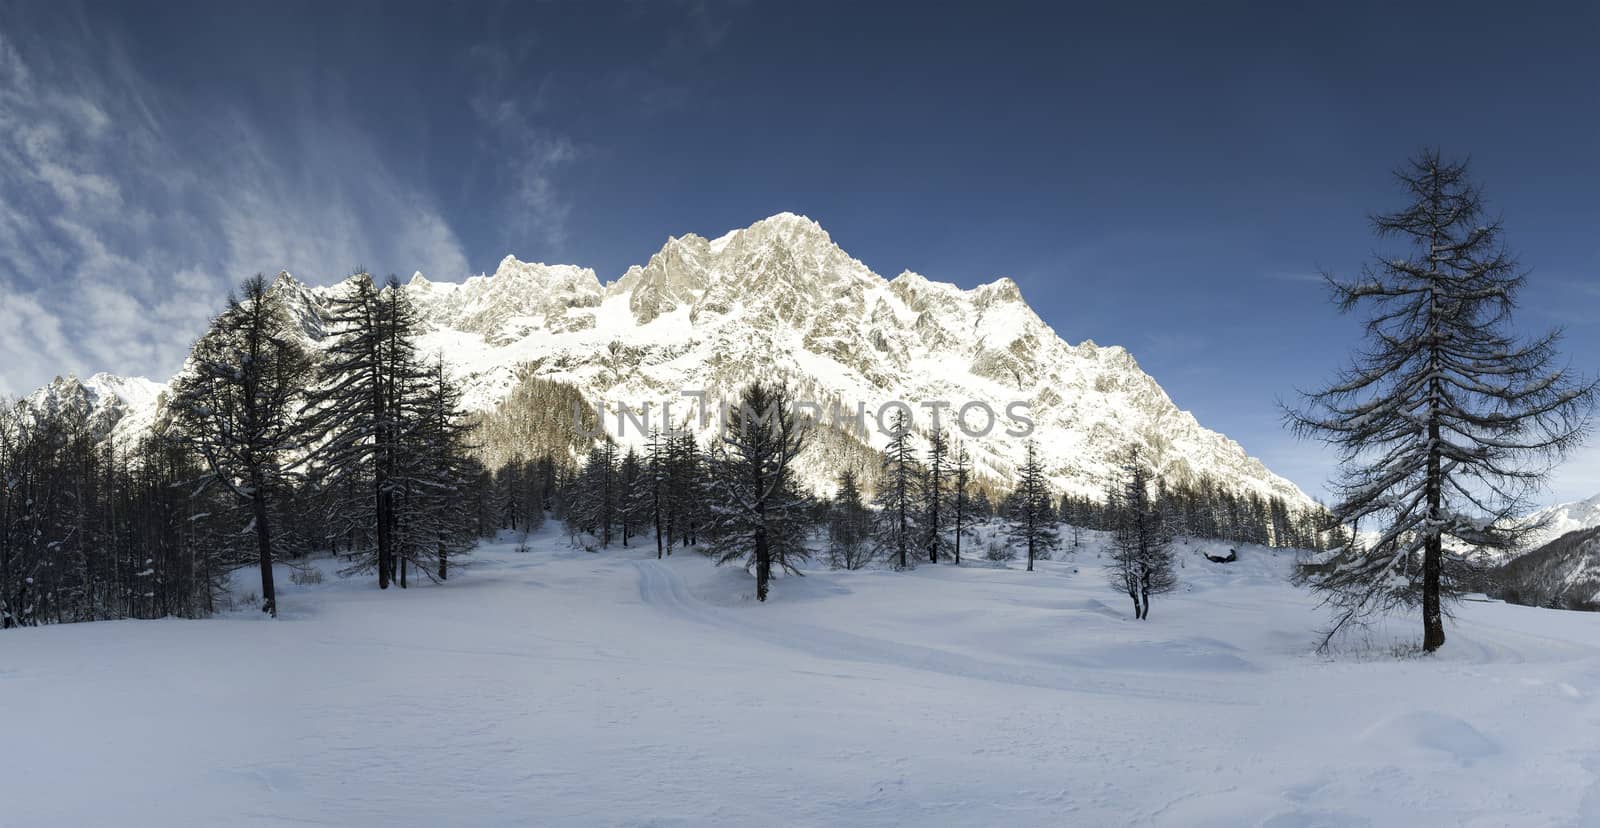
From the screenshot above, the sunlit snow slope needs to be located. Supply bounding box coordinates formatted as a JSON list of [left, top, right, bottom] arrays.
[[4, 531, 1600, 825]]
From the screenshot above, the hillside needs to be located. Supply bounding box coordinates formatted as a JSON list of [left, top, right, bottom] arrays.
[[1521, 492, 1600, 551], [1493, 527, 1600, 611]]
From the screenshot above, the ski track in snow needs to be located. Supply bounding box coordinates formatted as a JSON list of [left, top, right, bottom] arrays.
[[631, 558, 1247, 706], [5, 527, 1600, 826]]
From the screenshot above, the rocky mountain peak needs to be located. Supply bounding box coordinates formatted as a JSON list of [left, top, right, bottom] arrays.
[[22, 372, 164, 446], [22, 213, 1314, 510]]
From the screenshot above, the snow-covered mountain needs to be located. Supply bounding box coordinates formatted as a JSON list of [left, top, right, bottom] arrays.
[[20, 373, 165, 449], [1492, 493, 1600, 609], [1492, 526, 1600, 611], [18, 213, 1312, 507], [1520, 493, 1600, 551]]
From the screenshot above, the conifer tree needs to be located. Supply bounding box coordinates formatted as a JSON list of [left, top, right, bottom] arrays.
[[644, 429, 670, 558], [827, 469, 872, 570], [1, 403, 244, 626], [872, 409, 921, 570], [169, 274, 315, 617], [706, 382, 812, 601], [303, 273, 432, 589], [570, 439, 620, 546], [653, 428, 704, 549], [972, 489, 993, 520], [1007, 441, 1059, 572], [922, 428, 952, 564], [1060, 494, 1089, 549], [618, 447, 647, 547], [404, 356, 478, 582], [950, 443, 972, 565], [1290, 149, 1595, 652], [1106, 447, 1176, 619]]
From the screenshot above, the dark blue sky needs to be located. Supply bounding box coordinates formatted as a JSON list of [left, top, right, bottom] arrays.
[[2, 1, 1598, 500]]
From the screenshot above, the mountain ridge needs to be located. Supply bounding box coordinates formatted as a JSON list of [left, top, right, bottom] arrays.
[[1520, 492, 1600, 550], [17, 213, 1312, 508]]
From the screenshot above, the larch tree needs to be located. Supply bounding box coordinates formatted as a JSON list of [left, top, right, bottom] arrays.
[[406, 355, 478, 583], [617, 447, 646, 547], [705, 382, 813, 601], [645, 428, 669, 558], [303, 273, 430, 589], [665, 428, 705, 548], [569, 439, 620, 547], [1290, 149, 1594, 652], [827, 468, 873, 570], [1, 401, 241, 625], [1105, 447, 1175, 620], [922, 428, 952, 564], [872, 408, 921, 570], [169, 274, 315, 618], [1006, 440, 1059, 572], [1060, 494, 1088, 550], [950, 443, 972, 565]]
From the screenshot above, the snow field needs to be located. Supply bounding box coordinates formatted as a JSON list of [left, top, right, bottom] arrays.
[[5, 525, 1600, 826]]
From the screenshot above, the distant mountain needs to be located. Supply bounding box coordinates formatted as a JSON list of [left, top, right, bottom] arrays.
[[20, 373, 164, 448], [16, 213, 1313, 508], [1485, 492, 1600, 611], [1519, 492, 1600, 551], [1490, 526, 1600, 611]]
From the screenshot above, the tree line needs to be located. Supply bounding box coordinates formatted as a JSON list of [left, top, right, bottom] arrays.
[[541, 381, 1333, 611], [3, 278, 1336, 628], [1, 273, 483, 626]]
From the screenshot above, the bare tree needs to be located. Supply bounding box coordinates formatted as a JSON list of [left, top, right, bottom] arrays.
[[1105, 447, 1175, 620]]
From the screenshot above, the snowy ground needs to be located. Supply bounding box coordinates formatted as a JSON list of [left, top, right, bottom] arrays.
[[5, 527, 1600, 827]]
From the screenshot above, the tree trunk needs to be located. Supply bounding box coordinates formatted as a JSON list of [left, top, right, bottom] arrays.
[[1422, 406, 1444, 650], [755, 532, 771, 602], [898, 500, 908, 570], [377, 486, 391, 591], [251, 490, 277, 618], [652, 478, 663, 559], [954, 511, 962, 565], [438, 542, 447, 581], [1423, 534, 1444, 651], [1424, 313, 1446, 652]]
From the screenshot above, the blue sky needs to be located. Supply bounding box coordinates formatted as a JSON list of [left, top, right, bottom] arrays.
[[2, 1, 1598, 502]]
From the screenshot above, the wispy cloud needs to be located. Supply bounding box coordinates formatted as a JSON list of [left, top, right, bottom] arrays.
[[0, 10, 470, 396], [468, 43, 579, 253], [461, 1, 743, 255]]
